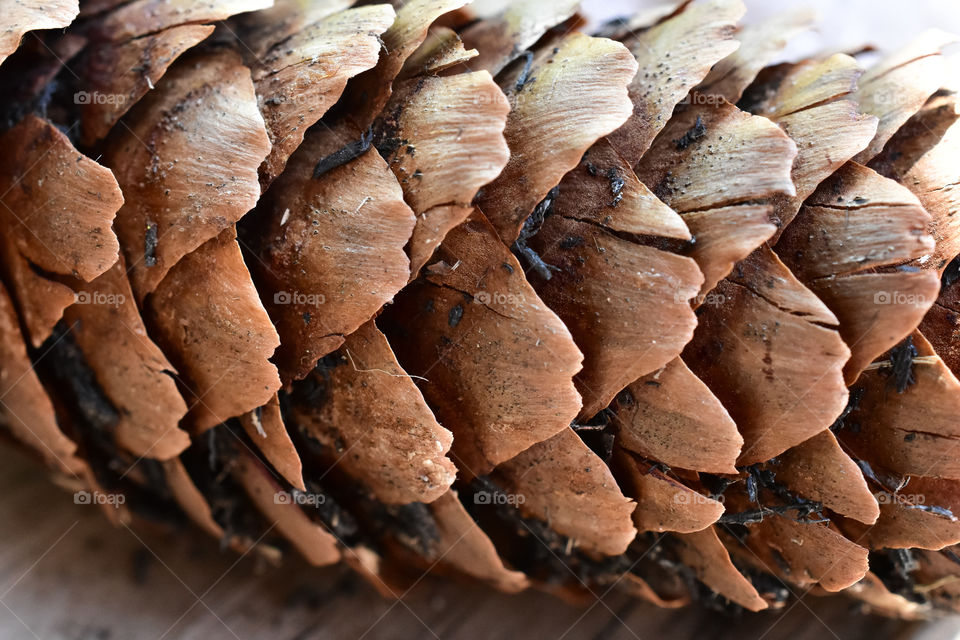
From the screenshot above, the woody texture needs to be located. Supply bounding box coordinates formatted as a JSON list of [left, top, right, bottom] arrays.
[[0, 0, 959, 619]]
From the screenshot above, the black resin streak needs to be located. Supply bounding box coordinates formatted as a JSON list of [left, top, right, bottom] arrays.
[[313, 127, 374, 179]]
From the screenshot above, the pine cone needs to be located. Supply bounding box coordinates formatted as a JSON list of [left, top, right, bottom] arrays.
[[0, 0, 958, 619]]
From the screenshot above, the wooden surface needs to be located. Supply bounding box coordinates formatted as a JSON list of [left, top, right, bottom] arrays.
[[0, 448, 956, 640]]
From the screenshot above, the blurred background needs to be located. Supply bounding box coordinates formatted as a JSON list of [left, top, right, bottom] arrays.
[[1, 445, 956, 640], [585, 0, 960, 67], [1, 1, 959, 639]]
